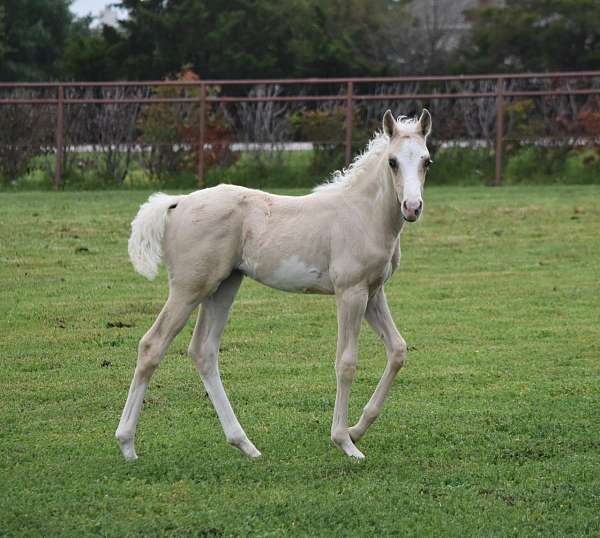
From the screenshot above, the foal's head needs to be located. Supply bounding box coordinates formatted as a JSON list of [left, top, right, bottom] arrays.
[[382, 109, 432, 222]]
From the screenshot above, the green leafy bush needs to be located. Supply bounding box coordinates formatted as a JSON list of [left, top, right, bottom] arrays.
[[428, 146, 494, 185], [505, 99, 545, 140], [5, 145, 600, 191], [563, 148, 600, 184], [504, 146, 567, 184], [205, 151, 316, 189]]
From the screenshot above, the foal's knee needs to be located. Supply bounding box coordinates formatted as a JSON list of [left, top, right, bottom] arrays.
[[336, 350, 357, 382], [389, 339, 407, 371]]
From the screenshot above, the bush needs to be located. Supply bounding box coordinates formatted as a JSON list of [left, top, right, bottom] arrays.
[[506, 99, 545, 140], [137, 68, 237, 183], [503, 145, 600, 184], [205, 151, 316, 189], [0, 102, 54, 186], [4, 144, 600, 191], [289, 108, 368, 179], [428, 146, 494, 185], [563, 148, 600, 184], [504, 146, 567, 184]]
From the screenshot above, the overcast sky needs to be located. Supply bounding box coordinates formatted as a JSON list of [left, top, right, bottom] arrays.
[[70, 0, 122, 17]]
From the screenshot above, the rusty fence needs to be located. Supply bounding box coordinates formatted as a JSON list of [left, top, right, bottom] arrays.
[[1, 71, 600, 189]]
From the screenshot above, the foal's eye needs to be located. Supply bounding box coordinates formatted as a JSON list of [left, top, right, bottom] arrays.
[[388, 157, 398, 171], [424, 158, 433, 170]]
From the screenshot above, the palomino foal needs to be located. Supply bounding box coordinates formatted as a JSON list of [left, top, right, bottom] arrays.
[[116, 109, 432, 461]]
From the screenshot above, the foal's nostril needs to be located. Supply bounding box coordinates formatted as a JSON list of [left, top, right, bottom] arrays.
[[402, 199, 423, 220]]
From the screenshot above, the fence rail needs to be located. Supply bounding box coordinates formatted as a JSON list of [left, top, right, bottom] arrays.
[[2, 71, 600, 189]]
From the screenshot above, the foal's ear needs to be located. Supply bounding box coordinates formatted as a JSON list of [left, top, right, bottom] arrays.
[[419, 108, 432, 138], [383, 109, 397, 138]]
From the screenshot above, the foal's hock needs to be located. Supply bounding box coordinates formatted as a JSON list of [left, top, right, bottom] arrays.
[[116, 109, 433, 461]]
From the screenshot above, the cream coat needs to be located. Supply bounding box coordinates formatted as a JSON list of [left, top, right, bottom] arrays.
[[116, 109, 432, 461]]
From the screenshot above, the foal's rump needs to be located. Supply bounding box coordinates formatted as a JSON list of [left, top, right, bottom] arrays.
[[163, 186, 247, 289], [128, 185, 248, 291]]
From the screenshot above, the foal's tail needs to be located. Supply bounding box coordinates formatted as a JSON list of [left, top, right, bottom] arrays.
[[128, 192, 182, 280]]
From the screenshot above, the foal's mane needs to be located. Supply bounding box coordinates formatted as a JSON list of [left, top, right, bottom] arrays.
[[313, 115, 421, 193]]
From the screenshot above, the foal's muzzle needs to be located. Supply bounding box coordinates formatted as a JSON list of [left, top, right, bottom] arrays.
[[401, 199, 423, 222]]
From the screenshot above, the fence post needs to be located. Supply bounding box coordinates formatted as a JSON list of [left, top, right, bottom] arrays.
[[197, 82, 206, 188], [494, 77, 505, 186], [345, 81, 354, 167], [54, 84, 64, 190]]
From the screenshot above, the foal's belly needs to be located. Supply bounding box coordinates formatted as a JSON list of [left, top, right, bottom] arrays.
[[238, 255, 334, 294]]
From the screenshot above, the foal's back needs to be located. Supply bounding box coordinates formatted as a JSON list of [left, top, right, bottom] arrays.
[[164, 184, 338, 295]]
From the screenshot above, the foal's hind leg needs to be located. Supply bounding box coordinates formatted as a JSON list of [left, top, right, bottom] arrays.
[[115, 291, 200, 461], [188, 271, 261, 459], [348, 287, 406, 444]]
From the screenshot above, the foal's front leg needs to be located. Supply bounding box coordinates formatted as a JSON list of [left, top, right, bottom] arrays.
[[348, 287, 406, 444], [331, 285, 368, 459]]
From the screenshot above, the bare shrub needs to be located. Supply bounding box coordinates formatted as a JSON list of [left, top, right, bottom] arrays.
[[64, 86, 145, 186], [0, 90, 54, 185]]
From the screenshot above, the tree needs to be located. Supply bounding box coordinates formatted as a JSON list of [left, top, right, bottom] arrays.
[[103, 0, 402, 80], [288, 0, 402, 77], [455, 0, 600, 73], [0, 6, 7, 64], [0, 0, 73, 81], [61, 18, 123, 81]]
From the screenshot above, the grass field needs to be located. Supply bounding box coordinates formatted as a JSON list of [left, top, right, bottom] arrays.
[[1, 185, 599, 537]]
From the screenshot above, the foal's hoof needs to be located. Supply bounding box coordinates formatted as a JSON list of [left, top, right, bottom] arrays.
[[116, 436, 138, 461], [231, 438, 262, 459], [244, 445, 262, 459], [333, 436, 365, 460], [346, 446, 365, 461]]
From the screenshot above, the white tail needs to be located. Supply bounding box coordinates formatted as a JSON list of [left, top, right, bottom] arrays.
[[128, 192, 181, 280]]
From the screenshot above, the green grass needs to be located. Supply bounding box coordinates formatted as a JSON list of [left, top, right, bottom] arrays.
[[1, 185, 599, 537]]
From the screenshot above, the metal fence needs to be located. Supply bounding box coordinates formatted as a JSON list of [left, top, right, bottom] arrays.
[[1, 71, 600, 189]]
